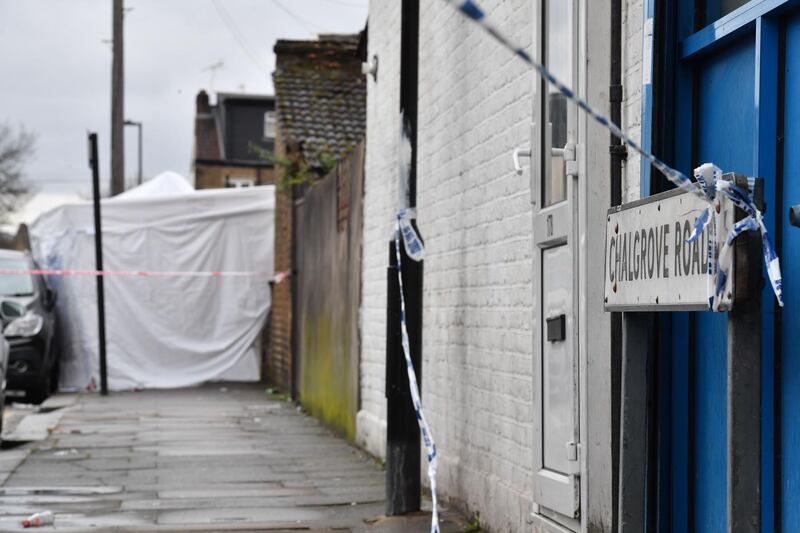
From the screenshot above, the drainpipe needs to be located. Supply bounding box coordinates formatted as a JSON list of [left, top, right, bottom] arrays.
[[610, 0, 625, 204], [609, 0, 625, 531], [385, 0, 422, 517]]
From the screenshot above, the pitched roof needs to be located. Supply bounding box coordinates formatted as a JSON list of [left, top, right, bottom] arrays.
[[272, 35, 366, 168]]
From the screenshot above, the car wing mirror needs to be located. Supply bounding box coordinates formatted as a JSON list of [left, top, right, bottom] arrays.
[[0, 300, 24, 321]]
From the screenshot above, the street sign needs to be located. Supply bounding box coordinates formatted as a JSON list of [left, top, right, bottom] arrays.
[[604, 186, 735, 311]]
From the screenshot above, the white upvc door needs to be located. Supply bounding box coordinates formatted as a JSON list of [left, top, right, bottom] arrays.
[[531, 0, 582, 521]]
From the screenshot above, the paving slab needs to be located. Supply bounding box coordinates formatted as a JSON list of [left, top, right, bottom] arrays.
[[0, 383, 466, 531]]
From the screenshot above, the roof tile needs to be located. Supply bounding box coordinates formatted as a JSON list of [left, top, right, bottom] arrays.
[[273, 35, 366, 168]]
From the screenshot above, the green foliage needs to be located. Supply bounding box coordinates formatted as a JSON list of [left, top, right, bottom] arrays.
[[316, 151, 338, 176], [249, 142, 337, 191], [265, 387, 291, 402], [464, 512, 482, 533]]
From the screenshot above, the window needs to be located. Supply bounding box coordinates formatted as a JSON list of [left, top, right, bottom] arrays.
[[226, 177, 256, 188], [542, 0, 574, 206], [0, 259, 34, 297], [263, 111, 276, 139]]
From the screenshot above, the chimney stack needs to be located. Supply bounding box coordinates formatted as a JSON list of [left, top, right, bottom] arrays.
[[196, 90, 211, 115]]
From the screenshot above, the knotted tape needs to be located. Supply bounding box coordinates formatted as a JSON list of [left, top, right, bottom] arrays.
[[688, 163, 783, 310]]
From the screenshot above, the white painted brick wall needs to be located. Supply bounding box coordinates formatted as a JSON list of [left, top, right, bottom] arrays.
[[623, 0, 644, 201], [359, 1, 534, 530], [360, 1, 645, 529], [357, 0, 402, 460]]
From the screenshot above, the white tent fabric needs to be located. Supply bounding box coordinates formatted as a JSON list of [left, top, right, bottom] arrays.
[[29, 172, 275, 391], [112, 170, 194, 200]]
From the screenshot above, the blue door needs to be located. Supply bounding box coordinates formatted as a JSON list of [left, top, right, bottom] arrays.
[[654, 0, 800, 531], [780, 10, 800, 531], [692, 35, 757, 533]]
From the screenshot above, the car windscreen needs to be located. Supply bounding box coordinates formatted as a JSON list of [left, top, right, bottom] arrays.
[[0, 258, 35, 297]]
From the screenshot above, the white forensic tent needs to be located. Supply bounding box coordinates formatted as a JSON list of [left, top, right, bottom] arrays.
[[29, 171, 275, 391]]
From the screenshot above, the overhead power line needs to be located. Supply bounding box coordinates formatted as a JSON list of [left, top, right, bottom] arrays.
[[270, 0, 327, 33], [211, 0, 268, 72]]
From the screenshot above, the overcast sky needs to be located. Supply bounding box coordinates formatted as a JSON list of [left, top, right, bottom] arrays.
[[0, 0, 367, 204]]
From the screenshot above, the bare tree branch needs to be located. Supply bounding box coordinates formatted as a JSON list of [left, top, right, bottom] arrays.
[[0, 123, 36, 224]]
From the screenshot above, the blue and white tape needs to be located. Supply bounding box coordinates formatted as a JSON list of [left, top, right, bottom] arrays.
[[688, 163, 784, 309], [394, 208, 439, 533], [447, 0, 784, 309], [398, 208, 425, 262]]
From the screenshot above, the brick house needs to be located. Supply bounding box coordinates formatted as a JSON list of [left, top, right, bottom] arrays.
[[268, 34, 366, 395], [192, 90, 276, 189]]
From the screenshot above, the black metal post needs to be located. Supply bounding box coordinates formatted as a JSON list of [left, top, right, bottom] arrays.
[[385, 0, 422, 517], [617, 312, 654, 533], [88, 133, 108, 396], [727, 175, 762, 533], [399, 0, 419, 209], [386, 235, 423, 515]]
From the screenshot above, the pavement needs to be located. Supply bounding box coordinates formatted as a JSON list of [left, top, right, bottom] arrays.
[[0, 383, 467, 532]]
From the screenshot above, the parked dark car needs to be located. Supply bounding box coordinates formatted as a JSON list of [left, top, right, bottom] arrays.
[[0, 250, 58, 404]]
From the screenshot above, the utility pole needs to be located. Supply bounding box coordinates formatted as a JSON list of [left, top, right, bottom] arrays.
[[111, 0, 125, 195]]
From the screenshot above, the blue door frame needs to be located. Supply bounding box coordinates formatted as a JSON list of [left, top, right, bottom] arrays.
[[778, 13, 800, 532], [645, 1, 800, 531]]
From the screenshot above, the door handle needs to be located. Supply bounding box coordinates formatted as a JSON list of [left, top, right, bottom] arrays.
[[513, 145, 531, 175], [790, 205, 800, 227]]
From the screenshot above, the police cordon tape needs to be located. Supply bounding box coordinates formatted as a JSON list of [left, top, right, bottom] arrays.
[[689, 164, 783, 310], [0, 268, 290, 284], [394, 208, 439, 533], [446, 0, 783, 310]]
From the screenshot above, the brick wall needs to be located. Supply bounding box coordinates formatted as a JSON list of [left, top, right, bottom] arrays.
[[359, 1, 535, 530], [267, 126, 294, 393], [194, 164, 275, 190], [356, 0, 402, 459]]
